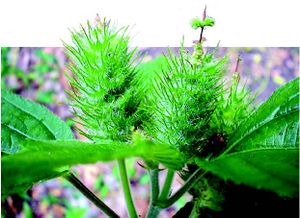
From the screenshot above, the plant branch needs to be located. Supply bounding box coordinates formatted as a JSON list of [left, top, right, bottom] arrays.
[[155, 169, 207, 209], [64, 172, 119, 218], [117, 159, 138, 218], [147, 169, 175, 217], [150, 168, 160, 201], [146, 168, 160, 218], [158, 169, 175, 200], [198, 28, 204, 44], [234, 54, 242, 73], [198, 5, 207, 43]]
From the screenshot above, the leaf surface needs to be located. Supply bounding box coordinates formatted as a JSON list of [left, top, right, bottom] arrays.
[[2, 139, 183, 196], [197, 78, 299, 197], [1, 90, 74, 195], [1, 91, 183, 196], [1, 90, 74, 154]]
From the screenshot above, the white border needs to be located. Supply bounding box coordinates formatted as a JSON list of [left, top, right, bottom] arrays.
[[0, 0, 299, 47]]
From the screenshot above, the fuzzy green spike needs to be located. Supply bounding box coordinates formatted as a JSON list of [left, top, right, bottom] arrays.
[[210, 71, 256, 136], [65, 19, 140, 142], [142, 46, 228, 159]]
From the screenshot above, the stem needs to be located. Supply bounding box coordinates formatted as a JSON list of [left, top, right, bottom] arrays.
[[146, 168, 160, 218], [199, 27, 204, 43], [147, 205, 160, 218], [150, 168, 160, 201], [158, 169, 175, 200], [117, 159, 138, 218], [198, 5, 207, 43], [64, 172, 119, 218], [234, 54, 242, 73], [202, 5, 207, 20], [155, 169, 206, 209]]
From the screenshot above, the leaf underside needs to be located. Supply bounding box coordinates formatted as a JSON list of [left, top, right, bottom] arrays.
[[1, 91, 183, 196], [1, 90, 74, 196], [197, 78, 300, 197], [2, 139, 183, 196]]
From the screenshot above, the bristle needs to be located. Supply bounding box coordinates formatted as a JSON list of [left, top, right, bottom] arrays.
[[65, 20, 140, 142]]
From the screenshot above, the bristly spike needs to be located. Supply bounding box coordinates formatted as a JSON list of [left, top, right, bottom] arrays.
[[65, 15, 257, 162], [65, 19, 141, 142], [140, 37, 229, 159]]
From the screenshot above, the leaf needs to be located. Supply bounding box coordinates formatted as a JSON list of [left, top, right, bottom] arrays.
[[227, 77, 299, 153], [1, 90, 74, 154], [190, 17, 215, 29], [1, 90, 74, 196], [134, 55, 167, 100], [197, 78, 300, 197], [2, 139, 184, 196], [1, 91, 183, 196]]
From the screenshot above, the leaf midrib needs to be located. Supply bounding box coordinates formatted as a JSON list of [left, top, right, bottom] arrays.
[[214, 147, 299, 161], [3, 124, 33, 139], [223, 106, 298, 155]]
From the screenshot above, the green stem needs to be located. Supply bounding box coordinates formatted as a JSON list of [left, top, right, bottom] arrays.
[[158, 169, 175, 200], [150, 168, 160, 201], [64, 172, 119, 218], [155, 169, 206, 209], [117, 159, 138, 218], [147, 205, 160, 218], [147, 169, 174, 217], [146, 168, 160, 218]]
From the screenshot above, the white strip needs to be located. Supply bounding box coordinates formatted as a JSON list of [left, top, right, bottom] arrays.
[[0, 0, 299, 47]]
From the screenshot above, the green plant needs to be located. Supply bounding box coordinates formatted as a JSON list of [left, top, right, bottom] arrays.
[[1, 10, 299, 218]]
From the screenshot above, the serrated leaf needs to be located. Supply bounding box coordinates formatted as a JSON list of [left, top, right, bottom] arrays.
[[1, 91, 183, 196], [227, 78, 299, 153], [1, 90, 74, 154], [1, 90, 74, 196], [2, 139, 183, 196], [197, 78, 300, 197]]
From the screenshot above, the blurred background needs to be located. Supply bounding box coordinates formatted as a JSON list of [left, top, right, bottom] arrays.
[[1, 47, 299, 218]]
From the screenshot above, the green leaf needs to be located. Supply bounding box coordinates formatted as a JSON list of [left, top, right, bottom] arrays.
[[190, 17, 215, 29], [137, 55, 167, 75], [1, 90, 73, 154], [191, 18, 203, 29], [203, 17, 215, 27], [196, 78, 299, 197], [1, 90, 74, 196], [227, 78, 299, 153], [134, 55, 167, 100], [2, 138, 183, 196]]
